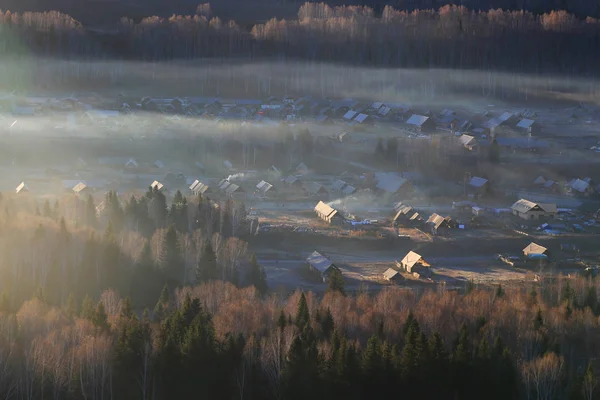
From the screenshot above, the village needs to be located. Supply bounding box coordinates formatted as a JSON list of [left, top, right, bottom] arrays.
[[3, 91, 600, 292]]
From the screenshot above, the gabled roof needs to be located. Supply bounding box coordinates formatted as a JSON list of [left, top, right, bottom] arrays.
[[400, 251, 425, 269], [426, 213, 450, 229], [218, 179, 231, 191], [383, 268, 400, 280], [393, 205, 414, 221], [314, 201, 338, 219], [190, 180, 201, 191], [458, 134, 476, 147], [151, 181, 164, 191], [511, 199, 538, 213], [296, 162, 309, 173], [306, 251, 336, 273], [376, 174, 408, 194], [283, 175, 299, 185], [517, 119, 536, 129], [343, 110, 358, 120], [190, 180, 210, 194], [523, 242, 548, 255], [543, 180, 555, 188], [15, 182, 28, 193], [440, 109, 455, 117], [354, 113, 369, 123], [225, 183, 243, 194], [332, 180, 347, 191], [409, 212, 422, 221], [73, 182, 88, 193], [256, 180, 274, 193], [533, 176, 546, 185], [303, 181, 326, 195], [511, 199, 556, 214], [342, 185, 356, 195], [568, 178, 590, 193], [406, 114, 430, 127], [468, 176, 488, 188]]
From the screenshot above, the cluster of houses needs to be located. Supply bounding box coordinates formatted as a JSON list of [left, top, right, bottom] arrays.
[[532, 175, 599, 198], [305, 249, 433, 284]]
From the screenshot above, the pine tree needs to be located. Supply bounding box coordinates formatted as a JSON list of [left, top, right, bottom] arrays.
[[295, 292, 310, 329], [248, 253, 268, 295], [327, 269, 345, 295], [196, 242, 218, 283]]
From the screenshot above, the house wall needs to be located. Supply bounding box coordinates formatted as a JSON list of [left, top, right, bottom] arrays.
[[513, 210, 556, 220]]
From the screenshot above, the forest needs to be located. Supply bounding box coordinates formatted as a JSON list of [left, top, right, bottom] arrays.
[[0, 187, 598, 399], [0, 3, 599, 76]]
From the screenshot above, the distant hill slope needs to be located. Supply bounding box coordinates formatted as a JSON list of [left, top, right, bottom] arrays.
[[0, 0, 595, 26]]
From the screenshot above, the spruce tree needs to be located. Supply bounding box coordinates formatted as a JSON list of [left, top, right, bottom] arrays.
[[159, 225, 183, 283], [121, 297, 134, 319], [196, 242, 218, 283], [153, 285, 170, 322], [277, 309, 287, 333], [320, 308, 334, 339], [327, 269, 346, 295], [295, 292, 310, 329], [92, 301, 110, 331]]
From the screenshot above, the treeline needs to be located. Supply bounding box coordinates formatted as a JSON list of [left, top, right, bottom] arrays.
[[0, 278, 599, 399], [1, 4, 600, 75], [0, 187, 265, 310]]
